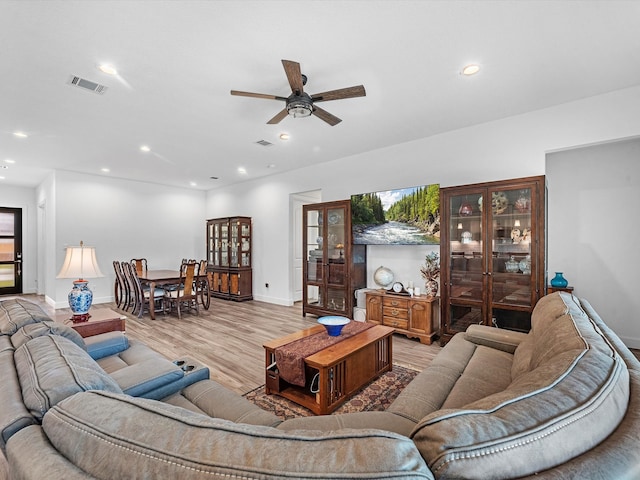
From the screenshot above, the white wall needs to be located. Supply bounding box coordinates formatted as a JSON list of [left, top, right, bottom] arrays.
[[547, 137, 640, 348], [43, 171, 206, 308], [206, 85, 640, 344], [0, 184, 37, 293]]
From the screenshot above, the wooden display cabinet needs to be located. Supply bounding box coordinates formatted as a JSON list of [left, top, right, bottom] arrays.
[[206, 216, 252, 301], [365, 290, 439, 344], [439, 176, 546, 345], [302, 200, 366, 318]]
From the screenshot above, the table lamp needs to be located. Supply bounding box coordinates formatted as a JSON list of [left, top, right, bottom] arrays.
[[56, 241, 104, 322]]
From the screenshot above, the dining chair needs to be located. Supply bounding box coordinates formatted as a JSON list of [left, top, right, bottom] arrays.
[[131, 258, 148, 276], [124, 261, 165, 318], [118, 260, 138, 312], [196, 259, 210, 310], [112, 260, 126, 309], [164, 261, 199, 319]]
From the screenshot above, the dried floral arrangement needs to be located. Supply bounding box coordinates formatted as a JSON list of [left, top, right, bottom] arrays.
[[420, 252, 440, 281]]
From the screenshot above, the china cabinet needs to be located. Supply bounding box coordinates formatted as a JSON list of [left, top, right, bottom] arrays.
[[303, 200, 366, 317], [440, 176, 546, 345], [206, 217, 252, 301]]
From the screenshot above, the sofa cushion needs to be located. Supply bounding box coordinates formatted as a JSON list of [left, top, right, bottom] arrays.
[[163, 379, 282, 427], [411, 293, 630, 479], [440, 344, 513, 409], [14, 335, 122, 421], [10, 321, 86, 350], [0, 299, 50, 335], [42, 390, 433, 479], [0, 346, 36, 451]]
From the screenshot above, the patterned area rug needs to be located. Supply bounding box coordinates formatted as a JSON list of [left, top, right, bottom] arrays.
[[243, 364, 419, 421]]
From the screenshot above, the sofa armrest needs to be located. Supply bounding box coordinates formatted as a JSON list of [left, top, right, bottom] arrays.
[[84, 331, 129, 360], [464, 324, 527, 354]]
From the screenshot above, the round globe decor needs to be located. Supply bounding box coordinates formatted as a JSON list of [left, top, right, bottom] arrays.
[[373, 266, 395, 289]]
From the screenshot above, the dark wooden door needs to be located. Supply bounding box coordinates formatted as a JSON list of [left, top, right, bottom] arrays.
[[0, 207, 23, 294]]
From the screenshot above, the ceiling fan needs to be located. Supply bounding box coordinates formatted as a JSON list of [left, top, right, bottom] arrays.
[[230, 59, 366, 126]]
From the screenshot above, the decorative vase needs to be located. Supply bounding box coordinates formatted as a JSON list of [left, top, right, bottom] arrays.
[[550, 272, 569, 288], [425, 279, 438, 297], [505, 255, 519, 273], [68, 280, 93, 319]]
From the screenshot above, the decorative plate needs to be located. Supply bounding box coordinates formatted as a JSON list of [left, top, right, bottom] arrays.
[[491, 192, 508, 215], [328, 213, 341, 225]]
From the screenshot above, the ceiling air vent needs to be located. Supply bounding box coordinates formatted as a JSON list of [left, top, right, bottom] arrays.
[[256, 140, 273, 147], [68, 75, 108, 95]]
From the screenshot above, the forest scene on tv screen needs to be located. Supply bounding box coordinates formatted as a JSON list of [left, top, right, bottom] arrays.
[[351, 184, 440, 245]]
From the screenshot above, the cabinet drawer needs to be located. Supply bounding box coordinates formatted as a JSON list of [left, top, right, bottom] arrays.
[[383, 316, 408, 330], [382, 306, 408, 320], [383, 297, 409, 309]]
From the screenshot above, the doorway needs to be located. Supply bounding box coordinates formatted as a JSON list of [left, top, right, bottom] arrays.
[[290, 190, 321, 302], [0, 207, 23, 295]]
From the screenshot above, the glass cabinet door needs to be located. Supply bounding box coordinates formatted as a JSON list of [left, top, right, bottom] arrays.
[[230, 221, 239, 267], [326, 206, 347, 313], [488, 187, 534, 332], [220, 223, 229, 267], [240, 221, 251, 267], [304, 204, 349, 315], [305, 207, 324, 310], [446, 191, 485, 334], [208, 222, 215, 265]]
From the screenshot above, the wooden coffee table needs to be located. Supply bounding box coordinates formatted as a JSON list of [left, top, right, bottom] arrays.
[[54, 308, 126, 338], [263, 324, 394, 415]]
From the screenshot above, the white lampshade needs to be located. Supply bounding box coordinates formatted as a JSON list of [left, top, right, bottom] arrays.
[[56, 242, 104, 280]]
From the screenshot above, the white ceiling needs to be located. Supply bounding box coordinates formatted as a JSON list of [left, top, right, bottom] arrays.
[[1, 1, 640, 190]]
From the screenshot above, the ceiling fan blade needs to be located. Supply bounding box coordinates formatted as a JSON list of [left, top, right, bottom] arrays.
[[230, 90, 287, 101], [282, 60, 304, 95], [312, 106, 342, 126], [267, 108, 289, 125], [311, 85, 366, 102]]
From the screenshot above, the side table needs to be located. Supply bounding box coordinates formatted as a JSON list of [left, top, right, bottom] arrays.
[[55, 308, 126, 338], [547, 286, 574, 295]]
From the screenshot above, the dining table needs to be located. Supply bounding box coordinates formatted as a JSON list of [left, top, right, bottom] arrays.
[[137, 270, 180, 320]]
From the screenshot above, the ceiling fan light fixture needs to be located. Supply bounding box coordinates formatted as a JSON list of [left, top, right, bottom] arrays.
[[287, 101, 312, 118]]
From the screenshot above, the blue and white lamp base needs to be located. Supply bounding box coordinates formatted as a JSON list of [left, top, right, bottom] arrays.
[[68, 280, 93, 323]]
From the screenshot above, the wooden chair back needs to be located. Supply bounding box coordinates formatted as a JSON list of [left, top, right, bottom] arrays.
[[131, 258, 148, 276]]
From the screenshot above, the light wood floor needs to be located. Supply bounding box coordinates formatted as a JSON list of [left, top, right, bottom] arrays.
[[25, 295, 442, 396]]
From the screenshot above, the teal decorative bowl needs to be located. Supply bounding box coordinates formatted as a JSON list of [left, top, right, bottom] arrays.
[[318, 316, 350, 336]]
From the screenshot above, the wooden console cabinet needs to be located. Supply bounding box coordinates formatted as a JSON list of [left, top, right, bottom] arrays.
[[365, 290, 439, 344]]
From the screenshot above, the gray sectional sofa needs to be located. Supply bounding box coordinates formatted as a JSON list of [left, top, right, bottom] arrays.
[[1, 293, 639, 479]]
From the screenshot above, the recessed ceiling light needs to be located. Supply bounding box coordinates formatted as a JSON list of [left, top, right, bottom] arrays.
[[237, 167, 247, 175], [279, 133, 290, 141], [101, 168, 110, 173], [98, 64, 118, 75], [267, 164, 276, 169], [462, 64, 481, 76], [0, 176, 5, 180], [140, 145, 151, 152], [4, 159, 15, 164], [13, 131, 28, 138], [189, 181, 197, 187]]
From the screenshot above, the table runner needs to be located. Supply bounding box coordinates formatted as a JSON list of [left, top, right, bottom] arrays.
[[275, 321, 373, 387]]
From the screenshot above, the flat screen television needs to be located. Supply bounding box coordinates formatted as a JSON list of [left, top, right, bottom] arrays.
[[351, 184, 440, 245]]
